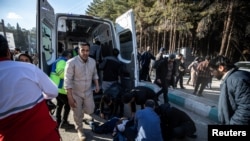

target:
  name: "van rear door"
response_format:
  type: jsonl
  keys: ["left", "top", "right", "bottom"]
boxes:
{"left": 115, "top": 9, "right": 160, "bottom": 93}
{"left": 37, "top": 0, "right": 56, "bottom": 75}
{"left": 115, "top": 9, "right": 138, "bottom": 90}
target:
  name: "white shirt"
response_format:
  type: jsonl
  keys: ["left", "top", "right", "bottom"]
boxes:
{"left": 0, "top": 61, "right": 58, "bottom": 119}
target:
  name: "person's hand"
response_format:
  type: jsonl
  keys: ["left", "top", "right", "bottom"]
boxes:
{"left": 100, "top": 113, "right": 104, "bottom": 118}
{"left": 95, "top": 85, "right": 100, "bottom": 93}
{"left": 131, "top": 112, "right": 135, "bottom": 118}
{"left": 157, "top": 79, "right": 161, "bottom": 84}
{"left": 68, "top": 96, "right": 76, "bottom": 108}
{"left": 112, "top": 131, "right": 117, "bottom": 137}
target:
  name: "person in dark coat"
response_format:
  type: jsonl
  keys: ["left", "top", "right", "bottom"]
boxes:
{"left": 155, "top": 103, "right": 197, "bottom": 140}
{"left": 99, "top": 82, "right": 124, "bottom": 119}
{"left": 175, "top": 53, "right": 186, "bottom": 89}
{"left": 209, "top": 56, "right": 250, "bottom": 125}
{"left": 155, "top": 54, "right": 176, "bottom": 103}
{"left": 122, "top": 86, "right": 158, "bottom": 117}
{"left": 139, "top": 46, "right": 155, "bottom": 81}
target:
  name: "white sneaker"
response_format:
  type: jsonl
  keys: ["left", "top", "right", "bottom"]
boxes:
{"left": 77, "top": 129, "right": 86, "bottom": 141}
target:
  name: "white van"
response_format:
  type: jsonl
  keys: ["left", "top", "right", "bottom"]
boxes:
{"left": 37, "top": 0, "right": 160, "bottom": 93}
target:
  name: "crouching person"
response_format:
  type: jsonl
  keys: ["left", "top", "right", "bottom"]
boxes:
{"left": 155, "top": 103, "right": 197, "bottom": 140}
{"left": 99, "top": 82, "right": 124, "bottom": 120}
{"left": 122, "top": 86, "right": 159, "bottom": 118}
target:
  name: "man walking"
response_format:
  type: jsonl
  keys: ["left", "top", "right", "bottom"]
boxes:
{"left": 193, "top": 55, "right": 212, "bottom": 96}
{"left": 50, "top": 50, "right": 74, "bottom": 130}
{"left": 64, "top": 41, "right": 100, "bottom": 141}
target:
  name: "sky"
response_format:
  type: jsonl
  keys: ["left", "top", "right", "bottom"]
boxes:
{"left": 0, "top": 0, "right": 93, "bottom": 30}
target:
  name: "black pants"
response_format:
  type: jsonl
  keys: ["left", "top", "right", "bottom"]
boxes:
{"left": 156, "top": 79, "right": 170, "bottom": 103}
{"left": 139, "top": 67, "right": 151, "bottom": 82}
{"left": 175, "top": 72, "right": 185, "bottom": 88}
{"left": 194, "top": 77, "right": 210, "bottom": 95}
{"left": 56, "top": 94, "right": 70, "bottom": 124}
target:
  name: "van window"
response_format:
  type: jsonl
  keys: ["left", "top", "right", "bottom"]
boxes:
{"left": 119, "top": 31, "right": 133, "bottom": 60}
{"left": 42, "top": 23, "right": 53, "bottom": 62}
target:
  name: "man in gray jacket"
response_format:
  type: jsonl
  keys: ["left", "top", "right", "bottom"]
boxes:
{"left": 209, "top": 56, "right": 250, "bottom": 125}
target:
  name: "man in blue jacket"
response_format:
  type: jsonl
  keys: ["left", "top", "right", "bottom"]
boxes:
{"left": 209, "top": 56, "right": 250, "bottom": 125}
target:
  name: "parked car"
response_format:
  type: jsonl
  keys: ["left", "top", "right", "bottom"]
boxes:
{"left": 234, "top": 61, "right": 250, "bottom": 72}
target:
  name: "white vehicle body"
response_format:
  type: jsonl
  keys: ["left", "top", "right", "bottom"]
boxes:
{"left": 36, "top": 0, "right": 160, "bottom": 92}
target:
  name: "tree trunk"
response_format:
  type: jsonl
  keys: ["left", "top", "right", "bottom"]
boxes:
{"left": 219, "top": 0, "right": 234, "bottom": 55}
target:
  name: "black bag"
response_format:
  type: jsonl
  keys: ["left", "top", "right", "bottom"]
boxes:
{"left": 46, "top": 100, "right": 56, "bottom": 114}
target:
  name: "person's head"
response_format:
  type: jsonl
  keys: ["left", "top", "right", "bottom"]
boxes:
{"left": 177, "top": 53, "right": 183, "bottom": 59}
{"left": 146, "top": 46, "right": 151, "bottom": 52}
{"left": 61, "top": 50, "right": 72, "bottom": 60}
{"left": 101, "top": 95, "right": 112, "bottom": 105}
{"left": 95, "top": 40, "right": 101, "bottom": 46}
{"left": 78, "top": 41, "right": 90, "bottom": 61}
{"left": 58, "top": 42, "right": 64, "bottom": 54}
{"left": 208, "top": 55, "right": 236, "bottom": 80}
{"left": 198, "top": 57, "right": 203, "bottom": 62}
{"left": 159, "top": 47, "right": 165, "bottom": 53}
{"left": 14, "top": 47, "right": 21, "bottom": 55}
{"left": 169, "top": 54, "right": 176, "bottom": 62}
{"left": 205, "top": 55, "right": 211, "bottom": 61}
{"left": 194, "top": 57, "right": 199, "bottom": 62}
{"left": 155, "top": 103, "right": 171, "bottom": 116}
{"left": 0, "top": 35, "right": 11, "bottom": 59}
{"left": 144, "top": 99, "right": 155, "bottom": 109}
{"left": 17, "top": 53, "right": 33, "bottom": 63}
{"left": 113, "top": 48, "right": 119, "bottom": 57}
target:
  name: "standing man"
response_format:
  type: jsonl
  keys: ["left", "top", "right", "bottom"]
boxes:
{"left": 0, "top": 35, "right": 60, "bottom": 141}
{"left": 64, "top": 41, "right": 100, "bottom": 141}
{"left": 155, "top": 54, "right": 176, "bottom": 103}
{"left": 193, "top": 55, "right": 212, "bottom": 96}
{"left": 139, "top": 46, "right": 155, "bottom": 81}
{"left": 99, "top": 48, "right": 122, "bottom": 92}
{"left": 50, "top": 50, "right": 74, "bottom": 130}
{"left": 89, "top": 39, "right": 102, "bottom": 65}
{"left": 175, "top": 53, "right": 186, "bottom": 89}
{"left": 134, "top": 99, "right": 163, "bottom": 141}
{"left": 209, "top": 56, "right": 250, "bottom": 125}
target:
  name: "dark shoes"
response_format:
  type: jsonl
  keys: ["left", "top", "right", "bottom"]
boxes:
{"left": 193, "top": 92, "right": 203, "bottom": 96}
{"left": 60, "top": 121, "right": 75, "bottom": 130}
{"left": 180, "top": 86, "right": 185, "bottom": 89}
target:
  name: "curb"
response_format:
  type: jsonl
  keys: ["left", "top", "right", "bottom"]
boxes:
{"left": 138, "top": 81, "right": 220, "bottom": 123}
{"left": 168, "top": 90, "right": 219, "bottom": 123}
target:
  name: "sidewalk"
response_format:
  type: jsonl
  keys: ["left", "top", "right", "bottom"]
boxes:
{"left": 168, "top": 75, "right": 220, "bottom": 123}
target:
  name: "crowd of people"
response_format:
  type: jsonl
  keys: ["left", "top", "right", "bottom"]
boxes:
{"left": 1, "top": 33, "right": 249, "bottom": 141}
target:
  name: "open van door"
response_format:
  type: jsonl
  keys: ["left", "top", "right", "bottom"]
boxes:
{"left": 115, "top": 9, "right": 161, "bottom": 93}
{"left": 115, "top": 9, "right": 138, "bottom": 90}
{"left": 37, "top": 0, "right": 56, "bottom": 75}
